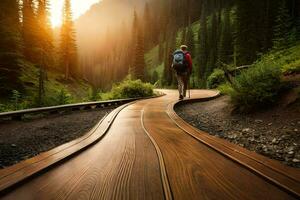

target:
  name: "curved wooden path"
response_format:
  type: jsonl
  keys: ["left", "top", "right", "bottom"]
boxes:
{"left": 0, "top": 90, "right": 299, "bottom": 200}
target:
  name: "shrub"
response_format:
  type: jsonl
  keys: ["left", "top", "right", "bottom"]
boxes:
{"left": 10, "top": 90, "right": 22, "bottom": 110}
{"left": 110, "top": 79, "right": 154, "bottom": 99}
{"left": 282, "top": 60, "right": 300, "bottom": 75}
{"left": 0, "top": 104, "right": 9, "bottom": 112}
{"left": 57, "top": 89, "right": 72, "bottom": 105}
{"left": 226, "top": 60, "right": 282, "bottom": 111}
{"left": 218, "top": 83, "right": 234, "bottom": 95}
{"left": 88, "top": 87, "right": 102, "bottom": 101}
{"left": 207, "top": 69, "right": 226, "bottom": 89}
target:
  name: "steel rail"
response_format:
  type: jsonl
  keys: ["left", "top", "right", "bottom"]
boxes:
{"left": 0, "top": 97, "right": 146, "bottom": 120}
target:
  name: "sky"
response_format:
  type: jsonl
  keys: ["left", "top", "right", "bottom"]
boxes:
{"left": 50, "top": 0, "right": 101, "bottom": 27}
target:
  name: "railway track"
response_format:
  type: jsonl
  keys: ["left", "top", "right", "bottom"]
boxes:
{"left": 0, "top": 90, "right": 299, "bottom": 200}
{"left": 0, "top": 97, "right": 146, "bottom": 121}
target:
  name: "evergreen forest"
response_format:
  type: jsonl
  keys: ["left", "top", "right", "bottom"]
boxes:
{"left": 0, "top": 0, "right": 299, "bottom": 111}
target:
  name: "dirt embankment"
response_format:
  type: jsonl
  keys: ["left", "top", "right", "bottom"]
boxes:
{"left": 0, "top": 108, "right": 113, "bottom": 168}
{"left": 175, "top": 96, "right": 300, "bottom": 168}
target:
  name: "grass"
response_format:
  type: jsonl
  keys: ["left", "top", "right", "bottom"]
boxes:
{"left": 264, "top": 43, "right": 300, "bottom": 75}
{"left": 0, "top": 63, "right": 93, "bottom": 112}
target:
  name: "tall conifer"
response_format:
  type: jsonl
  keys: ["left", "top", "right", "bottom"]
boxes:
{"left": 133, "top": 25, "right": 146, "bottom": 81}
{"left": 22, "top": 0, "right": 39, "bottom": 63}
{"left": 186, "top": 26, "right": 195, "bottom": 56}
{"left": 0, "top": 0, "right": 23, "bottom": 94}
{"left": 273, "top": 0, "right": 292, "bottom": 49}
{"left": 198, "top": 5, "right": 208, "bottom": 81}
{"left": 60, "top": 0, "right": 78, "bottom": 80}
{"left": 207, "top": 12, "right": 218, "bottom": 74}
{"left": 37, "top": 0, "right": 53, "bottom": 66}
{"left": 218, "top": 7, "right": 233, "bottom": 65}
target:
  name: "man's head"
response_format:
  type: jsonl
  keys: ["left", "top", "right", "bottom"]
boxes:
{"left": 180, "top": 45, "right": 188, "bottom": 52}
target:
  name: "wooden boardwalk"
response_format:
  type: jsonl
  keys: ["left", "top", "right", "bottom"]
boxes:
{"left": 0, "top": 90, "right": 299, "bottom": 200}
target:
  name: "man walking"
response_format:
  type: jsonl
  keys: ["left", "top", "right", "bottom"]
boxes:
{"left": 172, "top": 45, "right": 193, "bottom": 100}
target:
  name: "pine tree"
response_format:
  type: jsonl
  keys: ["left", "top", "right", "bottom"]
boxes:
{"left": 218, "top": 7, "right": 233, "bottom": 65}
{"left": 207, "top": 11, "right": 218, "bottom": 74}
{"left": 162, "top": 23, "right": 177, "bottom": 87}
{"left": 198, "top": 5, "right": 208, "bottom": 82}
{"left": 235, "top": 0, "right": 265, "bottom": 65}
{"left": 37, "top": 0, "right": 53, "bottom": 67}
{"left": 0, "top": 0, "right": 24, "bottom": 94}
{"left": 186, "top": 25, "right": 195, "bottom": 56}
{"left": 162, "top": 39, "right": 169, "bottom": 87}
{"left": 260, "top": 0, "right": 273, "bottom": 51}
{"left": 60, "top": 0, "right": 78, "bottom": 80}
{"left": 35, "top": 0, "right": 53, "bottom": 105}
{"left": 181, "top": 27, "right": 187, "bottom": 45}
{"left": 143, "top": 3, "right": 152, "bottom": 50}
{"left": 295, "top": 0, "right": 300, "bottom": 40}
{"left": 273, "top": 0, "right": 293, "bottom": 49}
{"left": 148, "top": 3, "right": 160, "bottom": 45}
{"left": 22, "top": 0, "right": 39, "bottom": 63}
{"left": 133, "top": 25, "right": 146, "bottom": 81}
{"left": 129, "top": 10, "right": 139, "bottom": 76}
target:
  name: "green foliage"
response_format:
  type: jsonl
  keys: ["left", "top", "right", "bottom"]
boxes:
{"left": 282, "top": 60, "right": 300, "bottom": 75}
{"left": 218, "top": 7, "right": 233, "bottom": 65}
{"left": 57, "top": 89, "right": 72, "bottom": 105}
{"left": 207, "top": 69, "right": 226, "bottom": 89}
{"left": 198, "top": 7, "right": 208, "bottom": 81}
{"left": 0, "top": 104, "right": 8, "bottom": 112}
{"left": 88, "top": 87, "right": 102, "bottom": 101}
{"left": 207, "top": 12, "right": 218, "bottom": 73}
{"left": 266, "top": 43, "right": 300, "bottom": 75}
{"left": 151, "top": 70, "right": 159, "bottom": 84}
{"left": 273, "top": 0, "right": 293, "bottom": 50}
{"left": 217, "top": 83, "right": 234, "bottom": 95}
{"left": 186, "top": 25, "right": 195, "bottom": 55}
{"left": 0, "top": 90, "right": 29, "bottom": 111}
{"left": 101, "top": 79, "right": 154, "bottom": 100}
{"left": 0, "top": 0, "right": 24, "bottom": 95}
{"left": 130, "top": 11, "right": 146, "bottom": 81}
{"left": 111, "top": 79, "right": 153, "bottom": 99}
{"left": 225, "top": 60, "right": 282, "bottom": 111}
{"left": 10, "top": 90, "right": 22, "bottom": 110}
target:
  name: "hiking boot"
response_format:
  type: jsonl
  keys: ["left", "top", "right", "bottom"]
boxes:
{"left": 179, "top": 95, "right": 183, "bottom": 100}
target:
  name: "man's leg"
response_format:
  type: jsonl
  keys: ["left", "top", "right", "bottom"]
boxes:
{"left": 177, "top": 75, "right": 184, "bottom": 99}
{"left": 183, "top": 74, "right": 188, "bottom": 97}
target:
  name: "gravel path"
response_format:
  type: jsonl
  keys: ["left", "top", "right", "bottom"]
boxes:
{"left": 175, "top": 96, "right": 300, "bottom": 168}
{"left": 0, "top": 108, "right": 113, "bottom": 169}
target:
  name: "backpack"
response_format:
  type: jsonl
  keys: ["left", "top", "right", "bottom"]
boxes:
{"left": 172, "top": 50, "right": 188, "bottom": 74}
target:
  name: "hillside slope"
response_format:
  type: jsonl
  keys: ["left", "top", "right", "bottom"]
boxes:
{"left": 0, "top": 63, "right": 92, "bottom": 112}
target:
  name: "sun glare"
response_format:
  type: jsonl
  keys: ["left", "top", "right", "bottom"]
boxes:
{"left": 50, "top": 0, "right": 100, "bottom": 28}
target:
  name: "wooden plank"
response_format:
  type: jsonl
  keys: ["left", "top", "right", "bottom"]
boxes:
{"left": 1, "top": 90, "right": 298, "bottom": 200}
{"left": 167, "top": 95, "right": 300, "bottom": 197}
{"left": 142, "top": 90, "right": 298, "bottom": 199}
{"left": 1, "top": 100, "right": 164, "bottom": 200}
{"left": 0, "top": 103, "right": 130, "bottom": 192}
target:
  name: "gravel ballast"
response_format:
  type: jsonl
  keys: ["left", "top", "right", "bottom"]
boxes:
{"left": 175, "top": 96, "right": 300, "bottom": 168}
{"left": 0, "top": 108, "right": 113, "bottom": 169}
